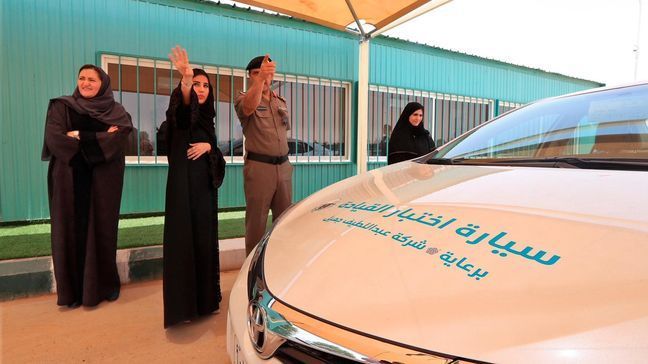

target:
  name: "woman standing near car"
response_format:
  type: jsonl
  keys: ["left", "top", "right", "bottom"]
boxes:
{"left": 388, "top": 102, "right": 436, "bottom": 165}
{"left": 163, "top": 46, "right": 226, "bottom": 328}
{"left": 42, "top": 64, "right": 132, "bottom": 308}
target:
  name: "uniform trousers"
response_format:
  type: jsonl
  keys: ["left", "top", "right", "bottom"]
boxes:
{"left": 243, "top": 159, "right": 293, "bottom": 254}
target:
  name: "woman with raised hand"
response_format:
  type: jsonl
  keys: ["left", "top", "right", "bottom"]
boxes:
{"left": 163, "top": 46, "right": 226, "bottom": 328}
{"left": 42, "top": 64, "right": 132, "bottom": 308}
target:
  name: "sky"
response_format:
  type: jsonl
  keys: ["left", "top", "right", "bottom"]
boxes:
{"left": 219, "top": 0, "right": 647, "bottom": 85}
{"left": 384, "top": 0, "right": 647, "bottom": 85}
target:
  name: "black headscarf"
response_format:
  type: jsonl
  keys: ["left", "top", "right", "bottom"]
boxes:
{"left": 388, "top": 102, "right": 435, "bottom": 165}
{"left": 55, "top": 65, "right": 131, "bottom": 128}
{"left": 165, "top": 68, "right": 225, "bottom": 189}
{"left": 190, "top": 68, "right": 216, "bottom": 125}
{"left": 166, "top": 68, "right": 216, "bottom": 142}
{"left": 42, "top": 65, "right": 132, "bottom": 160}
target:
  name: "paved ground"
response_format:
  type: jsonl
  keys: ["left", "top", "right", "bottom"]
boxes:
{"left": 1, "top": 270, "right": 240, "bottom": 363}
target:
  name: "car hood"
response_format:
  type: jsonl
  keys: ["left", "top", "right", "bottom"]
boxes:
{"left": 262, "top": 162, "right": 648, "bottom": 362}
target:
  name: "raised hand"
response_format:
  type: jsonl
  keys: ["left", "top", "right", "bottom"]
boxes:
{"left": 169, "top": 45, "right": 193, "bottom": 79}
{"left": 107, "top": 126, "right": 119, "bottom": 133}
{"left": 259, "top": 54, "right": 276, "bottom": 86}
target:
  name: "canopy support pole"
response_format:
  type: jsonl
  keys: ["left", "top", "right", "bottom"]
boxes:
{"left": 356, "top": 38, "right": 370, "bottom": 175}
{"left": 344, "top": 0, "right": 367, "bottom": 39}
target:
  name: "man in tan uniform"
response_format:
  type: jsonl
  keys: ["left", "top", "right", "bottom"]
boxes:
{"left": 235, "top": 55, "right": 292, "bottom": 254}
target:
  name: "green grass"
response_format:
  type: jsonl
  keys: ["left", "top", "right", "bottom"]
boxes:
{"left": 0, "top": 215, "right": 270, "bottom": 261}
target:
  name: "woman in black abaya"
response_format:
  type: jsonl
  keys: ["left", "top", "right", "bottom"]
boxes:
{"left": 388, "top": 102, "right": 436, "bottom": 165}
{"left": 163, "top": 46, "right": 226, "bottom": 328}
{"left": 42, "top": 65, "right": 132, "bottom": 308}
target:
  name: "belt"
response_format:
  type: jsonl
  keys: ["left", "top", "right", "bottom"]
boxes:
{"left": 246, "top": 151, "right": 289, "bottom": 165}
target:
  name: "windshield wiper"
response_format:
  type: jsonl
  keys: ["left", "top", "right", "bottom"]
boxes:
{"left": 425, "top": 158, "right": 460, "bottom": 165}
{"left": 485, "top": 157, "right": 648, "bottom": 170}
{"left": 426, "top": 157, "right": 648, "bottom": 171}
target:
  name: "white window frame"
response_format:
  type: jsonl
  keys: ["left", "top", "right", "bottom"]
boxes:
{"left": 366, "top": 85, "right": 495, "bottom": 162}
{"left": 102, "top": 55, "right": 171, "bottom": 164}
{"left": 102, "top": 54, "right": 351, "bottom": 165}
{"left": 498, "top": 100, "right": 524, "bottom": 116}
{"left": 268, "top": 73, "right": 352, "bottom": 163}
{"left": 102, "top": 54, "right": 247, "bottom": 165}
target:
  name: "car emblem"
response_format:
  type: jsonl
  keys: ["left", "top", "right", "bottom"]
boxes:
{"left": 311, "top": 202, "right": 336, "bottom": 212}
{"left": 247, "top": 301, "right": 266, "bottom": 352}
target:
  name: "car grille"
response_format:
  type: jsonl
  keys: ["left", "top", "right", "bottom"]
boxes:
{"left": 274, "top": 340, "right": 361, "bottom": 364}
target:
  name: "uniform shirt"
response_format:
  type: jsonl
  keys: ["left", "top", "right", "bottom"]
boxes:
{"left": 234, "top": 91, "right": 290, "bottom": 157}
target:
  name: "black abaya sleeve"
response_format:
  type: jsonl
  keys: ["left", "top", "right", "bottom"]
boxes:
{"left": 79, "top": 131, "right": 106, "bottom": 165}
{"left": 76, "top": 117, "right": 132, "bottom": 165}
{"left": 43, "top": 100, "right": 132, "bottom": 165}
{"left": 94, "top": 125, "right": 133, "bottom": 163}
{"left": 43, "top": 101, "right": 79, "bottom": 164}
{"left": 166, "top": 85, "right": 191, "bottom": 131}
{"left": 428, "top": 134, "right": 436, "bottom": 152}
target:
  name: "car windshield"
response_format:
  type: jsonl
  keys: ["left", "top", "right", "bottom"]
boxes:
{"left": 429, "top": 84, "right": 648, "bottom": 165}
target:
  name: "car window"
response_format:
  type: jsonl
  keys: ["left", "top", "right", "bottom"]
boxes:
{"left": 300, "top": 142, "right": 313, "bottom": 153}
{"left": 288, "top": 141, "right": 313, "bottom": 155}
{"left": 233, "top": 143, "right": 243, "bottom": 155}
{"left": 434, "top": 84, "right": 648, "bottom": 160}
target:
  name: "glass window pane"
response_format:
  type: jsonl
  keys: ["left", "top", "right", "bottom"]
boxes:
{"left": 105, "top": 55, "right": 348, "bottom": 163}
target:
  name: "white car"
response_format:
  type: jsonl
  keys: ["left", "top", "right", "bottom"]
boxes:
{"left": 227, "top": 82, "right": 648, "bottom": 363}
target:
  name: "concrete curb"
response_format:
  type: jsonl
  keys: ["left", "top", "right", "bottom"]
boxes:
{"left": 0, "top": 237, "right": 246, "bottom": 301}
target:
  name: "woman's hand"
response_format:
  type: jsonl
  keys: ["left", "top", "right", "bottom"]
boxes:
{"left": 187, "top": 142, "right": 211, "bottom": 160}
{"left": 66, "top": 130, "right": 80, "bottom": 140}
{"left": 107, "top": 126, "right": 119, "bottom": 133}
{"left": 169, "top": 45, "right": 194, "bottom": 80}
{"left": 170, "top": 45, "right": 194, "bottom": 105}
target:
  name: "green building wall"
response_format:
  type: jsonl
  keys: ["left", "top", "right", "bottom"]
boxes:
{"left": 0, "top": 0, "right": 602, "bottom": 222}
{"left": 370, "top": 37, "right": 600, "bottom": 103}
